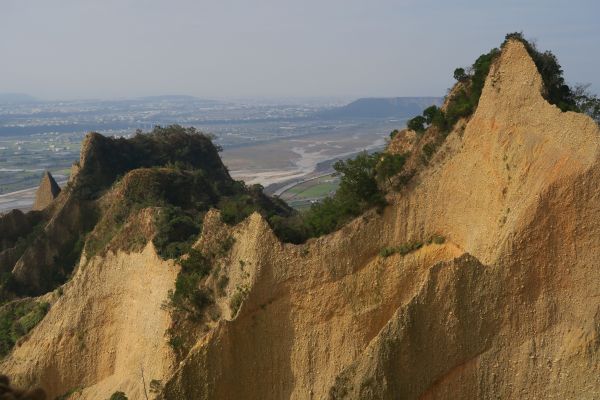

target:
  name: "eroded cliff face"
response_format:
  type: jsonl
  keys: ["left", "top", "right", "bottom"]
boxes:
{"left": 162, "top": 39, "right": 600, "bottom": 399}
{"left": 2, "top": 39, "right": 599, "bottom": 399}
{"left": 2, "top": 238, "right": 178, "bottom": 399}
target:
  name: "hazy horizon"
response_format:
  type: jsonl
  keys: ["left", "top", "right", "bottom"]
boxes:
{"left": 1, "top": 0, "right": 598, "bottom": 100}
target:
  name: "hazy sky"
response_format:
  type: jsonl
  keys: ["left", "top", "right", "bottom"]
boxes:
{"left": 1, "top": 0, "right": 598, "bottom": 100}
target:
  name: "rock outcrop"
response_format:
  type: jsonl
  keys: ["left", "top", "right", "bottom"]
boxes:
{"left": 1, "top": 39, "right": 600, "bottom": 400}
{"left": 32, "top": 171, "right": 61, "bottom": 211}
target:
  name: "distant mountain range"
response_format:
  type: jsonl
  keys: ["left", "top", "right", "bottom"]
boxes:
{"left": 0, "top": 93, "right": 38, "bottom": 104}
{"left": 315, "top": 97, "right": 443, "bottom": 119}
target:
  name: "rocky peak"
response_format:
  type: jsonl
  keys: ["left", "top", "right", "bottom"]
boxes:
{"left": 32, "top": 171, "right": 61, "bottom": 211}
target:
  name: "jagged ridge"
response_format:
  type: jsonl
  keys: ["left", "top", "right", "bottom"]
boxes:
{"left": 1, "top": 38, "right": 600, "bottom": 400}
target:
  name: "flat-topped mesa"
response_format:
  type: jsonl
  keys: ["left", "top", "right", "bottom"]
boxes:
{"left": 32, "top": 171, "right": 61, "bottom": 211}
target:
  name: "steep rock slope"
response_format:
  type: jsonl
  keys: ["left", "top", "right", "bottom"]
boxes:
{"left": 0, "top": 127, "right": 295, "bottom": 398}
{"left": 1, "top": 39, "right": 599, "bottom": 400}
{"left": 32, "top": 171, "right": 61, "bottom": 211}
{"left": 3, "top": 241, "right": 178, "bottom": 399}
{"left": 162, "top": 39, "right": 600, "bottom": 399}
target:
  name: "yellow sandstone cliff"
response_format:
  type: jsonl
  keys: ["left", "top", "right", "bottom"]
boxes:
{"left": 2, "top": 39, "right": 600, "bottom": 399}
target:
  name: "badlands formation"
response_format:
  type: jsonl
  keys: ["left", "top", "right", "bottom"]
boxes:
{"left": 1, "top": 39, "right": 599, "bottom": 399}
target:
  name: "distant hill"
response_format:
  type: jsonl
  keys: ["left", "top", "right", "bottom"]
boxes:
{"left": 0, "top": 93, "right": 37, "bottom": 104}
{"left": 315, "top": 97, "right": 443, "bottom": 119}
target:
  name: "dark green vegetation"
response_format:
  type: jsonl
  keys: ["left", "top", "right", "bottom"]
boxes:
{"left": 56, "top": 387, "right": 83, "bottom": 400}
{"left": 377, "top": 153, "right": 408, "bottom": 185}
{"left": 505, "top": 33, "right": 600, "bottom": 122}
{"left": 573, "top": 84, "right": 600, "bottom": 123}
{"left": 229, "top": 289, "right": 246, "bottom": 317}
{"left": 406, "top": 32, "right": 600, "bottom": 138}
{"left": 407, "top": 116, "right": 427, "bottom": 133}
{"left": 80, "top": 126, "right": 293, "bottom": 260}
{"left": 165, "top": 237, "right": 240, "bottom": 356}
{"left": 82, "top": 126, "right": 408, "bottom": 250}
{"left": 0, "top": 300, "right": 49, "bottom": 358}
{"left": 108, "top": 391, "right": 128, "bottom": 400}
{"left": 167, "top": 249, "right": 214, "bottom": 319}
{"left": 0, "top": 125, "right": 297, "bottom": 352}
{"left": 271, "top": 151, "right": 408, "bottom": 241}
{"left": 379, "top": 241, "right": 423, "bottom": 258}
{"left": 379, "top": 235, "right": 445, "bottom": 258}
{"left": 0, "top": 210, "right": 46, "bottom": 302}
{"left": 407, "top": 46, "right": 500, "bottom": 135}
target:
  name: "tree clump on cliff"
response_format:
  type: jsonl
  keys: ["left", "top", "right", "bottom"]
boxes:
{"left": 504, "top": 32, "right": 600, "bottom": 122}
{"left": 407, "top": 46, "right": 501, "bottom": 135}
{"left": 270, "top": 151, "right": 407, "bottom": 242}
{"left": 406, "top": 32, "right": 600, "bottom": 137}
{"left": 81, "top": 125, "right": 294, "bottom": 259}
{"left": 0, "top": 300, "right": 49, "bottom": 358}
{"left": 394, "top": 32, "right": 600, "bottom": 200}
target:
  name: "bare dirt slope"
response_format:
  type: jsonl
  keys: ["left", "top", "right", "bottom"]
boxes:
{"left": 1, "top": 241, "right": 178, "bottom": 400}
{"left": 1, "top": 40, "right": 599, "bottom": 400}
{"left": 162, "top": 39, "right": 600, "bottom": 399}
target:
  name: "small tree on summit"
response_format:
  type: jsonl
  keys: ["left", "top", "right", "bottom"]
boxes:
{"left": 453, "top": 67, "right": 468, "bottom": 82}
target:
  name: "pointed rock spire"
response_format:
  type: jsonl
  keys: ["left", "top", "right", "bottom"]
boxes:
{"left": 32, "top": 171, "right": 61, "bottom": 211}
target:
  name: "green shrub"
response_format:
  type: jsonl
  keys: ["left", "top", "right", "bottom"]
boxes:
{"left": 422, "top": 142, "right": 437, "bottom": 162}
{"left": 431, "top": 234, "right": 446, "bottom": 245}
{"left": 229, "top": 290, "right": 246, "bottom": 317}
{"left": 297, "top": 152, "right": 386, "bottom": 238}
{"left": 504, "top": 32, "right": 576, "bottom": 111}
{"left": 56, "top": 387, "right": 83, "bottom": 400}
{"left": 573, "top": 83, "right": 600, "bottom": 123}
{"left": 267, "top": 151, "right": 396, "bottom": 242}
{"left": 389, "top": 129, "right": 400, "bottom": 139}
{"left": 268, "top": 214, "right": 312, "bottom": 244}
{"left": 179, "top": 249, "right": 211, "bottom": 277}
{"left": 167, "top": 249, "right": 214, "bottom": 318}
{"left": 405, "top": 44, "right": 502, "bottom": 137}
{"left": 379, "top": 247, "right": 396, "bottom": 258}
{"left": 334, "top": 153, "right": 384, "bottom": 206}
{"left": 453, "top": 67, "right": 468, "bottom": 82}
{"left": 397, "top": 241, "right": 423, "bottom": 256}
{"left": 407, "top": 116, "right": 426, "bottom": 133}
{"left": 153, "top": 206, "right": 202, "bottom": 259}
{"left": 422, "top": 105, "right": 448, "bottom": 131}
{"left": 302, "top": 197, "right": 351, "bottom": 237}
{"left": 376, "top": 153, "right": 407, "bottom": 184}
{"left": 168, "top": 334, "right": 184, "bottom": 350}
{"left": 0, "top": 300, "right": 50, "bottom": 358}
{"left": 109, "top": 391, "right": 128, "bottom": 400}
{"left": 379, "top": 241, "right": 425, "bottom": 258}
{"left": 219, "top": 195, "right": 257, "bottom": 225}
{"left": 217, "top": 236, "right": 235, "bottom": 257}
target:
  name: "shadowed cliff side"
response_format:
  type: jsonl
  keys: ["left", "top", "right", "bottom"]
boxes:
{"left": 32, "top": 171, "right": 61, "bottom": 212}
